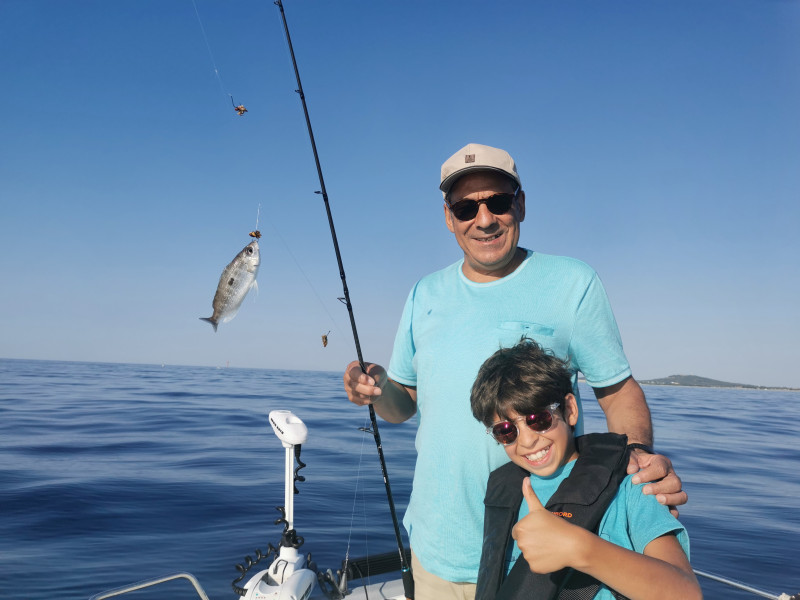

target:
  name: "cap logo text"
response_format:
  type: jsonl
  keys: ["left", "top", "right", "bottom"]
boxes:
{"left": 465, "top": 154, "right": 475, "bottom": 163}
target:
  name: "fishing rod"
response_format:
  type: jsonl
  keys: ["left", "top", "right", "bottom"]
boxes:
{"left": 273, "top": 1, "right": 413, "bottom": 598}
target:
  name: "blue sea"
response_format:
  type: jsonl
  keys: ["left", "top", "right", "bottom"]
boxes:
{"left": 1, "top": 359, "right": 798, "bottom": 600}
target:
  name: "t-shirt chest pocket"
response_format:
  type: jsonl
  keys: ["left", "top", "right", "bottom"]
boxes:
{"left": 496, "top": 321, "right": 559, "bottom": 352}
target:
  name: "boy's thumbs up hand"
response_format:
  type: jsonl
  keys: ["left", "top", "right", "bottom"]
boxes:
{"left": 522, "top": 476, "right": 546, "bottom": 511}
{"left": 512, "top": 478, "right": 583, "bottom": 574}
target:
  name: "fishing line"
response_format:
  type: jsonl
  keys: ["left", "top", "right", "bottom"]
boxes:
{"left": 249, "top": 201, "right": 346, "bottom": 341}
{"left": 273, "top": 228, "right": 348, "bottom": 341}
{"left": 342, "top": 412, "right": 373, "bottom": 591}
{"left": 273, "top": 2, "right": 413, "bottom": 597}
{"left": 251, "top": 203, "right": 346, "bottom": 337}
{"left": 191, "top": 0, "right": 244, "bottom": 112}
{"left": 191, "top": 0, "right": 228, "bottom": 98}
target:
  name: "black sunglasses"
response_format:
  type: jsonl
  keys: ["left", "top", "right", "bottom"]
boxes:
{"left": 446, "top": 190, "right": 518, "bottom": 222}
{"left": 486, "top": 403, "right": 560, "bottom": 446}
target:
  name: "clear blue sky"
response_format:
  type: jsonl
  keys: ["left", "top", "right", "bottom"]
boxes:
{"left": 1, "top": 0, "right": 798, "bottom": 388}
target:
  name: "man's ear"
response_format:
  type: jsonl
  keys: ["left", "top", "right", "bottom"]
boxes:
{"left": 516, "top": 190, "right": 526, "bottom": 223}
{"left": 444, "top": 202, "right": 456, "bottom": 233}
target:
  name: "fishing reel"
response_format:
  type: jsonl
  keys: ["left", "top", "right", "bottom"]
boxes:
{"left": 233, "top": 410, "right": 317, "bottom": 600}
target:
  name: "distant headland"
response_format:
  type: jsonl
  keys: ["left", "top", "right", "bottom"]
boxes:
{"left": 638, "top": 374, "right": 798, "bottom": 391}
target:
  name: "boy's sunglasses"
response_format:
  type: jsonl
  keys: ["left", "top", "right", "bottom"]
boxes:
{"left": 446, "top": 190, "right": 518, "bottom": 222}
{"left": 486, "top": 403, "right": 560, "bottom": 446}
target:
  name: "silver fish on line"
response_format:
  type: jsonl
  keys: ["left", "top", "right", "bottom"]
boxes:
{"left": 200, "top": 240, "right": 260, "bottom": 332}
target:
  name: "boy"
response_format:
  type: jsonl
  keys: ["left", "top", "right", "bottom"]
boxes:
{"left": 470, "top": 339, "right": 700, "bottom": 600}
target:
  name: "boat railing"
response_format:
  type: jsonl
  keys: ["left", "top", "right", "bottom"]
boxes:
{"left": 693, "top": 569, "right": 798, "bottom": 600}
{"left": 86, "top": 564, "right": 799, "bottom": 600}
{"left": 88, "top": 572, "right": 211, "bottom": 600}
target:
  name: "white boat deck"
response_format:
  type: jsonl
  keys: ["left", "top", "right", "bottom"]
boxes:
{"left": 312, "top": 578, "right": 405, "bottom": 600}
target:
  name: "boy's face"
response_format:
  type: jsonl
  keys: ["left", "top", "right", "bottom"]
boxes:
{"left": 496, "top": 394, "right": 579, "bottom": 478}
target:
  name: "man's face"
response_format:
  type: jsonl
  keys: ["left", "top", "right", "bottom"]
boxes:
{"left": 444, "top": 171, "right": 526, "bottom": 282}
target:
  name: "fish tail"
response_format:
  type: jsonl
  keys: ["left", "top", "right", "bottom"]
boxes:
{"left": 199, "top": 317, "right": 218, "bottom": 332}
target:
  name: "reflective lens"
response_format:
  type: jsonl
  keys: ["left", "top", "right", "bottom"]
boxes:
{"left": 490, "top": 421, "right": 522, "bottom": 446}
{"left": 488, "top": 404, "right": 558, "bottom": 445}
{"left": 447, "top": 192, "right": 515, "bottom": 222}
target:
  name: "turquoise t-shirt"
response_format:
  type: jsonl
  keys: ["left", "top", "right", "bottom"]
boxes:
{"left": 508, "top": 462, "right": 690, "bottom": 600}
{"left": 387, "top": 250, "right": 632, "bottom": 582}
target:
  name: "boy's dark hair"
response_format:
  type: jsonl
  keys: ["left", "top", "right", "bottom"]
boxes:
{"left": 470, "top": 337, "right": 573, "bottom": 426}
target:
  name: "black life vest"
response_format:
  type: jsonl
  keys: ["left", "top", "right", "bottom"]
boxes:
{"left": 476, "top": 432, "right": 630, "bottom": 600}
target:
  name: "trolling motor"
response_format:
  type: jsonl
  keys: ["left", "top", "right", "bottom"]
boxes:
{"left": 234, "top": 410, "right": 317, "bottom": 600}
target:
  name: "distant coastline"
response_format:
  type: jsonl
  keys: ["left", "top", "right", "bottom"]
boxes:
{"left": 637, "top": 374, "right": 799, "bottom": 392}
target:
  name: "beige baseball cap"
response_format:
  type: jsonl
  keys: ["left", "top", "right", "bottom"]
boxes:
{"left": 439, "top": 143, "right": 521, "bottom": 197}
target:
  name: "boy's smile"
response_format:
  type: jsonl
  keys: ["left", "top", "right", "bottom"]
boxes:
{"left": 524, "top": 444, "right": 553, "bottom": 467}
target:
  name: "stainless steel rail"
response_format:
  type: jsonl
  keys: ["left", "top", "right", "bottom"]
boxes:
{"left": 88, "top": 572, "right": 211, "bottom": 600}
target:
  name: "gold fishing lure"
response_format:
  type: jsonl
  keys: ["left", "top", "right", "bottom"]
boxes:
{"left": 322, "top": 331, "right": 330, "bottom": 348}
{"left": 249, "top": 230, "right": 261, "bottom": 239}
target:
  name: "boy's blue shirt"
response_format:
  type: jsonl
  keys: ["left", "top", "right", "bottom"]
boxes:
{"left": 508, "top": 461, "right": 690, "bottom": 600}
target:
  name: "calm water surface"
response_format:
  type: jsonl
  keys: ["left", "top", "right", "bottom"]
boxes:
{"left": 0, "top": 359, "right": 797, "bottom": 599}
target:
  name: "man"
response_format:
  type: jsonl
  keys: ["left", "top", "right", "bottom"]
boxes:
{"left": 344, "top": 143, "right": 686, "bottom": 600}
